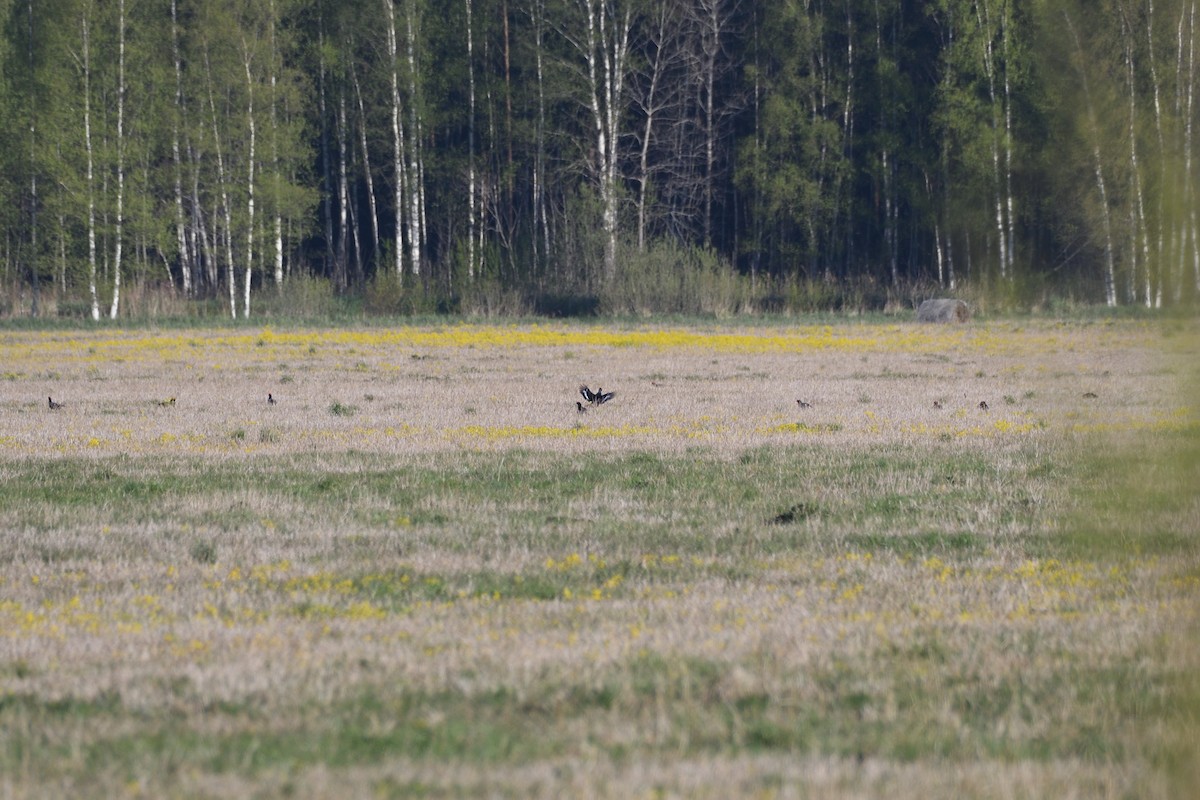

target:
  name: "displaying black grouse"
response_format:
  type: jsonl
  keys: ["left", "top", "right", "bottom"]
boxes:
{"left": 579, "top": 385, "right": 615, "bottom": 405}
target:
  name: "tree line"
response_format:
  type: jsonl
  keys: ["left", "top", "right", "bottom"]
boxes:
{"left": 1, "top": 0, "right": 1197, "bottom": 318}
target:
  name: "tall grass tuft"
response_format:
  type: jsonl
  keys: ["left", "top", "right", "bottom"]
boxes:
{"left": 601, "top": 241, "right": 752, "bottom": 317}
{"left": 329, "top": 401, "right": 357, "bottom": 417}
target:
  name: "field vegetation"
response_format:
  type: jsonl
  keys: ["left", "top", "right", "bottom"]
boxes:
{"left": 0, "top": 317, "right": 1197, "bottom": 798}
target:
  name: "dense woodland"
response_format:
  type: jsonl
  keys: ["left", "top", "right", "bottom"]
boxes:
{"left": 0, "top": 0, "right": 1197, "bottom": 318}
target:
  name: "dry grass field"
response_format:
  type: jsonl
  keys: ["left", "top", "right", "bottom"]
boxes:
{"left": 0, "top": 317, "right": 1197, "bottom": 798}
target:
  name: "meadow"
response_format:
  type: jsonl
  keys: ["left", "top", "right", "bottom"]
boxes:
{"left": 0, "top": 317, "right": 1197, "bottom": 798}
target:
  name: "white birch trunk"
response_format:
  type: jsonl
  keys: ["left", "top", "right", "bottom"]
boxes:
{"left": 1174, "top": 2, "right": 1190, "bottom": 301}
{"left": 351, "top": 64, "right": 380, "bottom": 265}
{"left": 1125, "top": 18, "right": 1152, "bottom": 306}
{"left": 1001, "top": 0, "right": 1015, "bottom": 276}
{"left": 243, "top": 49, "right": 256, "bottom": 318}
{"left": 269, "top": 0, "right": 283, "bottom": 291}
{"left": 700, "top": 0, "right": 721, "bottom": 249}
{"left": 1183, "top": 2, "right": 1198, "bottom": 294}
{"left": 934, "top": 219, "right": 945, "bottom": 287}
{"left": 81, "top": 11, "right": 99, "bottom": 321}
{"left": 337, "top": 93, "right": 350, "bottom": 287}
{"left": 1147, "top": 0, "right": 1167, "bottom": 306}
{"left": 577, "top": 0, "right": 630, "bottom": 282}
{"left": 275, "top": 209, "right": 284, "bottom": 289}
{"left": 530, "top": 0, "right": 549, "bottom": 274}
{"left": 204, "top": 51, "right": 236, "bottom": 319}
{"left": 192, "top": 159, "right": 213, "bottom": 288}
{"left": 635, "top": 2, "right": 680, "bottom": 254}
{"left": 384, "top": 0, "right": 405, "bottom": 281}
{"left": 1095, "top": 147, "right": 1118, "bottom": 307}
{"left": 884, "top": 150, "right": 897, "bottom": 283}
{"left": 584, "top": 0, "right": 608, "bottom": 278}
{"left": 977, "top": 0, "right": 1008, "bottom": 281}
{"left": 25, "top": 0, "right": 39, "bottom": 317}
{"left": 171, "top": 0, "right": 190, "bottom": 297}
{"left": 405, "top": 0, "right": 422, "bottom": 278}
{"left": 108, "top": 0, "right": 126, "bottom": 320}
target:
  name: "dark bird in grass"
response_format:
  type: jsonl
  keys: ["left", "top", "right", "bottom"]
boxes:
{"left": 770, "top": 502, "right": 818, "bottom": 525}
{"left": 576, "top": 401, "right": 587, "bottom": 414}
{"left": 978, "top": 400, "right": 989, "bottom": 410}
{"left": 579, "top": 385, "right": 615, "bottom": 405}
{"left": 47, "top": 396, "right": 64, "bottom": 410}
{"left": 267, "top": 393, "right": 277, "bottom": 405}
{"left": 933, "top": 400, "right": 944, "bottom": 409}
{"left": 1083, "top": 391, "right": 1098, "bottom": 399}
{"left": 156, "top": 397, "right": 176, "bottom": 407}
{"left": 796, "top": 399, "right": 812, "bottom": 409}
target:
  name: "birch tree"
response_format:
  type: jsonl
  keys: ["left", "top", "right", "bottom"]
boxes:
{"left": 384, "top": 0, "right": 407, "bottom": 280}
{"left": 406, "top": 0, "right": 426, "bottom": 279}
{"left": 241, "top": 38, "right": 257, "bottom": 316}
{"left": 629, "top": 0, "right": 684, "bottom": 251}
{"left": 169, "top": 0, "right": 192, "bottom": 296}
{"left": 107, "top": 0, "right": 126, "bottom": 319}
{"left": 562, "top": 0, "right": 634, "bottom": 282}
{"left": 687, "top": 0, "right": 740, "bottom": 250}
{"left": 1179, "top": 0, "right": 1198, "bottom": 297}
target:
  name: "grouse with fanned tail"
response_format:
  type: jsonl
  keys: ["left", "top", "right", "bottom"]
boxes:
{"left": 579, "top": 385, "right": 615, "bottom": 405}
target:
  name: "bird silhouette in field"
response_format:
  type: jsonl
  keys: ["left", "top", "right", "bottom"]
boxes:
{"left": 267, "top": 393, "right": 277, "bottom": 405}
{"left": 576, "top": 401, "right": 587, "bottom": 414}
{"left": 796, "top": 399, "right": 812, "bottom": 409}
{"left": 933, "top": 400, "right": 944, "bottom": 409}
{"left": 48, "top": 396, "right": 64, "bottom": 410}
{"left": 978, "top": 400, "right": 989, "bottom": 411}
{"left": 579, "top": 385, "right": 615, "bottom": 406}
{"left": 156, "top": 397, "right": 176, "bottom": 407}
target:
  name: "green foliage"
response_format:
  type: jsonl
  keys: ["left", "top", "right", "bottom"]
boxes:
{"left": 188, "top": 540, "right": 218, "bottom": 565}
{"left": 0, "top": 417, "right": 1195, "bottom": 794}
{"left": 365, "top": 270, "right": 453, "bottom": 316}
{"left": 256, "top": 275, "right": 340, "bottom": 319}
{"left": 601, "top": 240, "right": 750, "bottom": 317}
{"left": 328, "top": 401, "right": 357, "bottom": 417}
{"left": 0, "top": 0, "right": 1195, "bottom": 319}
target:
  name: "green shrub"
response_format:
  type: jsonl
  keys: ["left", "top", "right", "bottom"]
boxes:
{"left": 364, "top": 271, "right": 447, "bottom": 315}
{"left": 257, "top": 275, "right": 340, "bottom": 318}
{"left": 189, "top": 540, "right": 217, "bottom": 565}
{"left": 602, "top": 240, "right": 750, "bottom": 316}
{"left": 329, "top": 402, "right": 357, "bottom": 417}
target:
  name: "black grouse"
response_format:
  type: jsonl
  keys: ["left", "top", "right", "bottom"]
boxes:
{"left": 579, "top": 385, "right": 615, "bottom": 405}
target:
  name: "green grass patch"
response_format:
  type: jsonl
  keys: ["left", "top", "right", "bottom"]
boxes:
{"left": 0, "top": 416, "right": 1195, "bottom": 796}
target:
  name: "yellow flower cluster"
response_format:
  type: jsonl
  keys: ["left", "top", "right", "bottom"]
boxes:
{"left": 5, "top": 319, "right": 1157, "bottom": 367}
